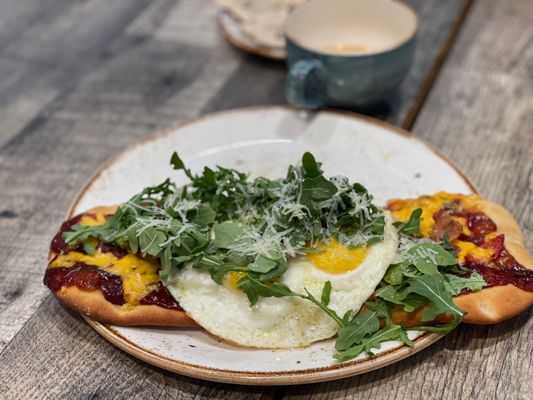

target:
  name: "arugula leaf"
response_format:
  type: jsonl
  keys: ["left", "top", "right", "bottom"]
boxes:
{"left": 364, "top": 299, "right": 391, "bottom": 319}
{"left": 194, "top": 256, "right": 247, "bottom": 285}
{"left": 301, "top": 287, "right": 345, "bottom": 327}
{"left": 444, "top": 272, "right": 485, "bottom": 295}
{"left": 193, "top": 206, "right": 216, "bottom": 226}
{"left": 334, "top": 323, "right": 414, "bottom": 361}
{"left": 256, "top": 257, "right": 288, "bottom": 281}
{"left": 138, "top": 229, "right": 166, "bottom": 256}
{"left": 375, "top": 285, "right": 409, "bottom": 306}
{"left": 383, "top": 262, "right": 410, "bottom": 285}
{"left": 237, "top": 275, "right": 297, "bottom": 306}
{"left": 170, "top": 151, "right": 193, "bottom": 179}
{"left": 127, "top": 227, "right": 139, "bottom": 254}
{"left": 321, "top": 280, "right": 332, "bottom": 306}
{"left": 405, "top": 274, "right": 464, "bottom": 323}
{"left": 300, "top": 175, "right": 338, "bottom": 213}
{"left": 301, "top": 152, "right": 322, "bottom": 178}
{"left": 407, "top": 243, "right": 456, "bottom": 276}
{"left": 441, "top": 234, "right": 456, "bottom": 255}
{"left": 374, "top": 285, "right": 426, "bottom": 313}
{"left": 363, "top": 324, "right": 414, "bottom": 355}
{"left": 81, "top": 239, "right": 97, "bottom": 255}
{"left": 249, "top": 255, "right": 277, "bottom": 274}
{"left": 213, "top": 222, "right": 248, "bottom": 249}
{"left": 393, "top": 208, "right": 422, "bottom": 237}
{"left": 335, "top": 310, "right": 380, "bottom": 351}
{"left": 160, "top": 246, "right": 174, "bottom": 278}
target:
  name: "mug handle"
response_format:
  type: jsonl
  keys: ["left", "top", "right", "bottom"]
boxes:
{"left": 285, "top": 59, "right": 326, "bottom": 109}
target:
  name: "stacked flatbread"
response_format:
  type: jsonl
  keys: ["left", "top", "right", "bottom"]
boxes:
{"left": 217, "top": 0, "right": 307, "bottom": 48}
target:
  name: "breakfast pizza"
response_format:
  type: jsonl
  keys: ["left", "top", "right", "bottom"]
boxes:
{"left": 44, "top": 152, "right": 533, "bottom": 361}
{"left": 45, "top": 206, "right": 195, "bottom": 327}
{"left": 387, "top": 192, "right": 533, "bottom": 325}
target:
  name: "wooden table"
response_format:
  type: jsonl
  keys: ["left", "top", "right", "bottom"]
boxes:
{"left": 0, "top": 0, "right": 531, "bottom": 398}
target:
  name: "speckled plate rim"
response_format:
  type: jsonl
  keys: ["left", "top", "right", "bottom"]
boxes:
{"left": 67, "top": 106, "right": 478, "bottom": 386}
{"left": 84, "top": 318, "right": 440, "bottom": 385}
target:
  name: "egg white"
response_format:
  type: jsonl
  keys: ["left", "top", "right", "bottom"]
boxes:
{"left": 165, "top": 213, "right": 398, "bottom": 348}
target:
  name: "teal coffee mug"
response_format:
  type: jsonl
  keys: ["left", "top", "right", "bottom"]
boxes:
{"left": 285, "top": 0, "right": 418, "bottom": 110}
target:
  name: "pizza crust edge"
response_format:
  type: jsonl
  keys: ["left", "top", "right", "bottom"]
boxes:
{"left": 54, "top": 286, "right": 197, "bottom": 327}
{"left": 453, "top": 199, "right": 533, "bottom": 324}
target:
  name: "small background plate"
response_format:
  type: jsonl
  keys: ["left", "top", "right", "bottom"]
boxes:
{"left": 70, "top": 106, "right": 476, "bottom": 385}
{"left": 218, "top": 11, "right": 286, "bottom": 60}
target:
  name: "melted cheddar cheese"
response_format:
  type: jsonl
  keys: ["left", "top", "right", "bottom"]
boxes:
{"left": 50, "top": 252, "right": 160, "bottom": 305}
{"left": 388, "top": 192, "right": 480, "bottom": 237}
{"left": 388, "top": 192, "right": 497, "bottom": 264}
{"left": 455, "top": 241, "right": 494, "bottom": 263}
{"left": 79, "top": 213, "right": 107, "bottom": 226}
{"left": 50, "top": 211, "right": 161, "bottom": 305}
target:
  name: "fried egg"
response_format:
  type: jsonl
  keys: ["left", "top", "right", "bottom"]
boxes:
{"left": 166, "top": 213, "right": 398, "bottom": 348}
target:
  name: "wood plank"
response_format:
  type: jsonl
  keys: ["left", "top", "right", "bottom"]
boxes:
{"left": 282, "top": 0, "right": 533, "bottom": 399}
{"left": 0, "top": 56, "right": 62, "bottom": 145}
{"left": 0, "top": 0, "right": 152, "bottom": 146}
{"left": 0, "top": 0, "right": 69, "bottom": 53}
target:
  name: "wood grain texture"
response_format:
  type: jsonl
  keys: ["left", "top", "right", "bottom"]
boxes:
{"left": 283, "top": 0, "right": 533, "bottom": 399}
{"left": 0, "top": 0, "right": 153, "bottom": 147}
{"left": 2, "top": 0, "right": 530, "bottom": 398}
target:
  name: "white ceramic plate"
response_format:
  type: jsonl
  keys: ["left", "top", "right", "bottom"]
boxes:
{"left": 70, "top": 106, "right": 476, "bottom": 385}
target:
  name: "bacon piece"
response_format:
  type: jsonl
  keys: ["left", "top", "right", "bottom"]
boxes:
{"left": 430, "top": 210, "right": 463, "bottom": 241}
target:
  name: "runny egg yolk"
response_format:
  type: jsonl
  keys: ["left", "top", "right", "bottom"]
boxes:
{"left": 307, "top": 238, "right": 369, "bottom": 274}
{"left": 225, "top": 271, "right": 247, "bottom": 291}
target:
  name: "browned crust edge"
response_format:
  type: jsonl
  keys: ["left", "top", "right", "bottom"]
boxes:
{"left": 47, "top": 206, "right": 196, "bottom": 327}
{"left": 55, "top": 286, "right": 197, "bottom": 327}
{"left": 453, "top": 199, "right": 533, "bottom": 324}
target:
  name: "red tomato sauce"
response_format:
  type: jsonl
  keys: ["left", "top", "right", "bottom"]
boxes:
{"left": 44, "top": 263, "right": 125, "bottom": 305}
{"left": 139, "top": 283, "right": 183, "bottom": 310}
{"left": 438, "top": 208, "right": 533, "bottom": 292}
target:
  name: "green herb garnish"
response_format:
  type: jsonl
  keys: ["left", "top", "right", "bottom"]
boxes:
{"left": 64, "top": 151, "right": 384, "bottom": 295}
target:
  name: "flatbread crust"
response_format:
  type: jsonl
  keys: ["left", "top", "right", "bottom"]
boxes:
{"left": 47, "top": 206, "right": 196, "bottom": 327}
{"left": 54, "top": 286, "right": 196, "bottom": 327}
{"left": 453, "top": 199, "right": 533, "bottom": 324}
